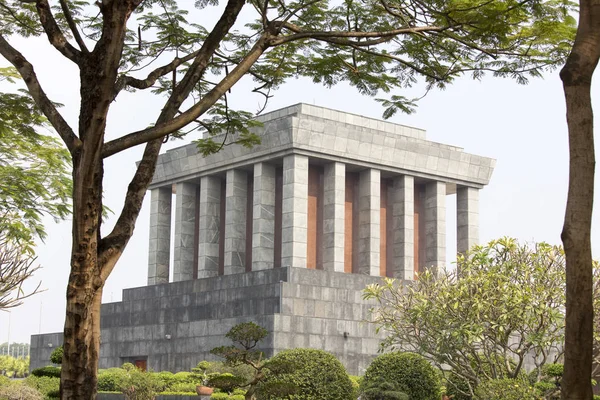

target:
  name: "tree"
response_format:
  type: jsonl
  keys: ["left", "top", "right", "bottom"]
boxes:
{"left": 210, "top": 322, "right": 295, "bottom": 400}
{"left": 364, "top": 238, "right": 567, "bottom": 398}
{"left": 559, "top": 0, "right": 600, "bottom": 398}
{"left": 0, "top": 0, "right": 576, "bottom": 398}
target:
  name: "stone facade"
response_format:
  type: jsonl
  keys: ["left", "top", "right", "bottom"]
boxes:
{"left": 30, "top": 104, "right": 494, "bottom": 375}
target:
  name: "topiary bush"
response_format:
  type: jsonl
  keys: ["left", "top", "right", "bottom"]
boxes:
{"left": 474, "top": 378, "right": 536, "bottom": 400}
{"left": 0, "top": 382, "right": 44, "bottom": 400}
{"left": 49, "top": 346, "right": 63, "bottom": 365}
{"left": 361, "top": 352, "right": 440, "bottom": 400}
{"left": 258, "top": 348, "right": 354, "bottom": 400}
{"left": 30, "top": 366, "right": 61, "bottom": 379}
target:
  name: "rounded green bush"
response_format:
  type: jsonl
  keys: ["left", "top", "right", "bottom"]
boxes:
{"left": 30, "top": 366, "right": 61, "bottom": 378}
{"left": 211, "top": 392, "right": 230, "bottom": 400}
{"left": 98, "top": 368, "right": 128, "bottom": 392}
{"left": 49, "top": 346, "right": 63, "bottom": 365}
{"left": 361, "top": 352, "right": 440, "bottom": 400}
{"left": 259, "top": 348, "right": 353, "bottom": 400}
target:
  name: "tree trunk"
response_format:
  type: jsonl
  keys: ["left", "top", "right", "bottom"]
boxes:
{"left": 560, "top": 0, "right": 600, "bottom": 398}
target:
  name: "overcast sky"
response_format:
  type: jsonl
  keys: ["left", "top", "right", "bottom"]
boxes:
{"left": 1, "top": 23, "right": 599, "bottom": 346}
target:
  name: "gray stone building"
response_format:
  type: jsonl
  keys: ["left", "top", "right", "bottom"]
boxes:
{"left": 30, "top": 103, "right": 494, "bottom": 375}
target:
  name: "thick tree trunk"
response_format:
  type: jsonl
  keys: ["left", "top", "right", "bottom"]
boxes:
{"left": 560, "top": 0, "right": 600, "bottom": 398}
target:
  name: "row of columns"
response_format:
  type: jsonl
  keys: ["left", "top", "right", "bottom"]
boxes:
{"left": 148, "top": 154, "right": 479, "bottom": 285}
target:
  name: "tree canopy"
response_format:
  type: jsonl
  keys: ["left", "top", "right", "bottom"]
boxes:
{"left": 0, "top": 67, "right": 71, "bottom": 249}
{"left": 364, "top": 238, "right": 577, "bottom": 398}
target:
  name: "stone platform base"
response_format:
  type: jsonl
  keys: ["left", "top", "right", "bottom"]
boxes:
{"left": 30, "top": 267, "right": 389, "bottom": 375}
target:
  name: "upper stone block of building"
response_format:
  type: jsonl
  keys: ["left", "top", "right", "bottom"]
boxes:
{"left": 150, "top": 103, "right": 495, "bottom": 190}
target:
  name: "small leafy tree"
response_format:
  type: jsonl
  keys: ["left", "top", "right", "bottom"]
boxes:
{"left": 50, "top": 346, "right": 63, "bottom": 365}
{"left": 364, "top": 238, "right": 566, "bottom": 398}
{"left": 210, "top": 322, "right": 295, "bottom": 400}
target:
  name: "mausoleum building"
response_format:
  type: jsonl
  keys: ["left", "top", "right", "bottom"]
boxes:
{"left": 30, "top": 104, "right": 494, "bottom": 374}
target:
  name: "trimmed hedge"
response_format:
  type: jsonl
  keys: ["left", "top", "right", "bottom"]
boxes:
{"left": 361, "top": 352, "right": 440, "bottom": 400}
{"left": 31, "top": 366, "right": 61, "bottom": 378}
{"left": 259, "top": 348, "right": 354, "bottom": 400}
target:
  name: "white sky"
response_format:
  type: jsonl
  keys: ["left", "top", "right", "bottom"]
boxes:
{"left": 0, "top": 11, "right": 599, "bottom": 345}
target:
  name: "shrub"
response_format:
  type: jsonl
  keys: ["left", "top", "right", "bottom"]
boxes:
{"left": 0, "top": 382, "right": 44, "bottom": 400}
{"left": 0, "top": 376, "right": 9, "bottom": 387}
{"left": 173, "top": 371, "right": 198, "bottom": 384}
{"left": 153, "top": 371, "right": 176, "bottom": 392}
{"left": 361, "top": 381, "right": 409, "bottom": 400}
{"left": 49, "top": 347, "right": 63, "bottom": 365}
{"left": 24, "top": 375, "right": 60, "bottom": 397}
{"left": 348, "top": 376, "right": 361, "bottom": 400}
{"left": 361, "top": 352, "right": 440, "bottom": 400}
{"left": 207, "top": 373, "right": 247, "bottom": 394}
{"left": 211, "top": 393, "right": 230, "bottom": 400}
{"left": 98, "top": 368, "right": 128, "bottom": 392}
{"left": 474, "top": 378, "right": 536, "bottom": 400}
{"left": 167, "top": 381, "right": 197, "bottom": 393}
{"left": 46, "top": 389, "right": 60, "bottom": 399}
{"left": 120, "top": 368, "right": 162, "bottom": 400}
{"left": 30, "top": 366, "right": 61, "bottom": 378}
{"left": 259, "top": 348, "right": 353, "bottom": 400}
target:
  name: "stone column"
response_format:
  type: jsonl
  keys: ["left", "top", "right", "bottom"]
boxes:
{"left": 281, "top": 154, "right": 308, "bottom": 268}
{"left": 425, "top": 181, "right": 446, "bottom": 273}
{"left": 391, "top": 175, "right": 414, "bottom": 280}
{"left": 358, "top": 169, "right": 380, "bottom": 276}
{"left": 457, "top": 186, "right": 479, "bottom": 255}
{"left": 148, "top": 186, "right": 172, "bottom": 285}
{"left": 323, "top": 162, "right": 345, "bottom": 272}
{"left": 224, "top": 169, "right": 248, "bottom": 275}
{"left": 198, "top": 176, "right": 221, "bottom": 278}
{"left": 252, "top": 163, "right": 276, "bottom": 271}
{"left": 173, "top": 182, "right": 197, "bottom": 282}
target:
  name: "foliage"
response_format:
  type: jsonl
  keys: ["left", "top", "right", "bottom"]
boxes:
{"left": 30, "top": 366, "right": 61, "bottom": 379}
{"left": 474, "top": 378, "right": 536, "bottom": 400}
{"left": 23, "top": 376, "right": 60, "bottom": 398}
{"left": 119, "top": 367, "right": 162, "bottom": 400}
{"left": 0, "top": 232, "right": 41, "bottom": 310}
{"left": 349, "top": 375, "right": 361, "bottom": 400}
{"left": 0, "top": 381, "right": 44, "bottom": 400}
{"left": 0, "top": 376, "right": 9, "bottom": 387}
{"left": 258, "top": 348, "right": 353, "bottom": 400}
{"left": 364, "top": 238, "right": 566, "bottom": 398}
{"left": 361, "top": 352, "right": 440, "bottom": 400}
{"left": 361, "top": 381, "right": 409, "bottom": 400}
{"left": 207, "top": 373, "right": 247, "bottom": 394}
{"left": 0, "top": 68, "right": 71, "bottom": 249}
{"left": 97, "top": 368, "right": 128, "bottom": 392}
{"left": 49, "top": 346, "right": 62, "bottom": 365}
{"left": 0, "top": 356, "right": 28, "bottom": 378}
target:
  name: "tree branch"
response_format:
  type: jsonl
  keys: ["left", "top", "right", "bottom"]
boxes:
{"left": 99, "top": 0, "right": 251, "bottom": 273}
{"left": 269, "top": 21, "right": 448, "bottom": 46}
{"left": 59, "top": 0, "right": 89, "bottom": 53}
{"left": 102, "top": 35, "right": 268, "bottom": 157}
{"left": 0, "top": 35, "right": 81, "bottom": 153}
{"left": 114, "top": 49, "right": 202, "bottom": 99}
{"left": 36, "top": 0, "right": 82, "bottom": 63}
